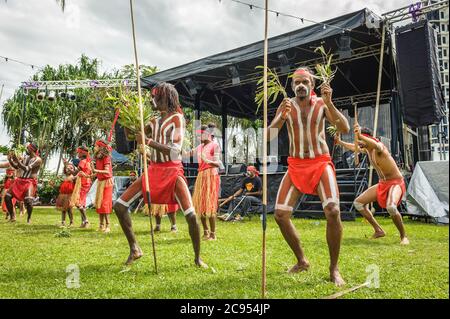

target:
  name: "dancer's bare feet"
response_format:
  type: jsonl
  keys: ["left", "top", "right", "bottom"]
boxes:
{"left": 170, "top": 225, "right": 178, "bottom": 233}
{"left": 80, "top": 221, "right": 90, "bottom": 228}
{"left": 371, "top": 230, "right": 386, "bottom": 239}
{"left": 154, "top": 225, "right": 161, "bottom": 233}
{"left": 195, "top": 258, "right": 209, "bottom": 269}
{"left": 288, "top": 260, "right": 310, "bottom": 274}
{"left": 208, "top": 232, "right": 217, "bottom": 241}
{"left": 202, "top": 230, "right": 210, "bottom": 240}
{"left": 330, "top": 269, "right": 346, "bottom": 287}
{"left": 400, "top": 237, "right": 410, "bottom": 245}
{"left": 125, "top": 246, "right": 143, "bottom": 266}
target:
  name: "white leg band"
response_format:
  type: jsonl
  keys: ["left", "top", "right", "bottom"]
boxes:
{"left": 354, "top": 201, "right": 365, "bottom": 211}
{"left": 116, "top": 198, "right": 130, "bottom": 208}
{"left": 183, "top": 207, "right": 195, "bottom": 216}
{"left": 386, "top": 205, "right": 398, "bottom": 216}
{"left": 275, "top": 204, "right": 293, "bottom": 212}
{"left": 322, "top": 198, "right": 339, "bottom": 209}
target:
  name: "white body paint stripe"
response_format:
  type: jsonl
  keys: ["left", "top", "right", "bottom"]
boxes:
{"left": 275, "top": 204, "right": 293, "bottom": 212}
{"left": 306, "top": 103, "right": 315, "bottom": 158}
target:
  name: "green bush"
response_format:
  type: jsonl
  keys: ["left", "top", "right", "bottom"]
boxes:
{"left": 37, "top": 175, "right": 63, "bottom": 204}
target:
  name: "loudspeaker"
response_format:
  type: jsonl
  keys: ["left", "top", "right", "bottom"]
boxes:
{"left": 395, "top": 19, "right": 445, "bottom": 127}
{"left": 114, "top": 123, "right": 135, "bottom": 154}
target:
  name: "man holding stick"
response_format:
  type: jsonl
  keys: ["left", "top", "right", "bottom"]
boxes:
{"left": 269, "top": 67, "right": 350, "bottom": 286}
{"left": 335, "top": 125, "right": 410, "bottom": 245}
{"left": 113, "top": 82, "right": 207, "bottom": 268}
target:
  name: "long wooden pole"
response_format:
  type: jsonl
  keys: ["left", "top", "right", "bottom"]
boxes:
{"left": 368, "top": 22, "right": 386, "bottom": 191}
{"left": 261, "top": 0, "right": 269, "bottom": 300}
{"left": 129, "top": 0, "right": 158, "bottom": 273}
{"left": 354, "top": 101, "right": 359, "bottom": 166}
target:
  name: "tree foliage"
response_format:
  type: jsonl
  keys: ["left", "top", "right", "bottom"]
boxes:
{"left": 1, "top": 54, "right": 157, "bottom": 171}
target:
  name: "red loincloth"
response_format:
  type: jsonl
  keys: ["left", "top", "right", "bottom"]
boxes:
{"left": 4, "top": 178, "right": 15, "bottom": 190}
{"left": 142, "top": 161, "right": 186, "bottom": 205}
{"left": 2, "top": 178, "right": 16, "bottom": 212}
{"left": 167, "top": 203, "right": 179, "bottom": 212}
{"left": 376, "top": 178, "right": 406, "bottom": 208}
{"left": 287, "top": 155, "right": 334, "bottom": 195}
{"left": 10, "top": 178, "right": 37, "bottom": 202}
{"left": 59, "top": 180, "right": 75, "bottom": 194}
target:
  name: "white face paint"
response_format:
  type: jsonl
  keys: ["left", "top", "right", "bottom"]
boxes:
{"left": 293, "top": 83, "right": 310, "bottom": 99}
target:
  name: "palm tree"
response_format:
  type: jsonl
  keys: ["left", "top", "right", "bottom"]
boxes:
{"left": 56, "top": 0, "right": 65, "bottom": 12}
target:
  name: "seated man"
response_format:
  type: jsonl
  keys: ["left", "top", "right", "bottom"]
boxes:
{"left": 219, "top": 166, "right": 262, "bottom": 219}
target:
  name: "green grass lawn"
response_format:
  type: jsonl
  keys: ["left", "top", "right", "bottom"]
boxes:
{"left": 0, "top": 208, "right": 448, "bottom": 299}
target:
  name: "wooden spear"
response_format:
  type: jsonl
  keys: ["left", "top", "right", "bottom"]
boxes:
{"left": 129, "top": 0, "right": 158, "bottom": 273}
{"left": 354, "top": 101, "right": 359, "bottom": 166}
{"left": 261, "top": 0, "right": 269, "bottom": 300}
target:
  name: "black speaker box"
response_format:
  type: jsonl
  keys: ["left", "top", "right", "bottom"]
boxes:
{"left": 395, "top": 19, "right": 445, "bottom": 127}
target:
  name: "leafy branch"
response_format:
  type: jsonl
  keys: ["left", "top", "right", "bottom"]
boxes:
{"left": 105, "top": 86, "right": 154, "bottom": 133}
{"left": 326, "top": 125, "right": 338, "bottom": 137}
{"left": 254, "top": 66, "right": 288, "bottom": 114}
{"left": 314, "top": 46, "right": 337, "bottom": 87}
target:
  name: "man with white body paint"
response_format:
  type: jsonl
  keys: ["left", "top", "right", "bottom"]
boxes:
{"left": 335, "top": 125, "right": 409, "bottom": 245}
{"left": 113, "top": 82, "right": 207, "bottom": 268}
{"left": 268, "top": 67, "right": 350, "bottom": 286}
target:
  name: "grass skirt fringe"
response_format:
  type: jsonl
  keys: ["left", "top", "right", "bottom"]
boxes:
{"left": 193, "top": 168, "right": 220, "bottom": 217}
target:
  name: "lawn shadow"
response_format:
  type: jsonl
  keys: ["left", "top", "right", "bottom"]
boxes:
{"left": 342, "top": 236, "right": 394, "bottom": 247}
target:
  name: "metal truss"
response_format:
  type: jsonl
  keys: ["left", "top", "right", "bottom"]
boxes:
{"left": 210, "top": 44, "right": 383, "bottom": 91}
{"left": 20, "top": 78, "right": 136, "bottom": 90}
{"left": 382, "top": 0, "right": 449, "bottom": 24}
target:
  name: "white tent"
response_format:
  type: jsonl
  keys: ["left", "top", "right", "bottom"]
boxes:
{"left": 406, "top": 161, "right": 449, "bottom": 224}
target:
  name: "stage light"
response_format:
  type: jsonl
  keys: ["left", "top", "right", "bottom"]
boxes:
{"left": 185, "top": 78, "right": 198, "bottom": 95}
{"left": 229, "top": 65, "right": 240, "bottom": 85}
{"left": 337, "top": 34, "right": 352, "bottom": 59}
{"left": 277, "top": 52, "right": 290, "bottom": 73}
{"left": 47, "top": 90, "right": 56, "bottom": 102}
{"left": 365, "top": 11, "right": 381, "bottom": 29}
{"left": 67, "top": 91, "right": 76, "bottom": 101}
{"left": 36, "top": 91, "right": 46, "bottom": 101}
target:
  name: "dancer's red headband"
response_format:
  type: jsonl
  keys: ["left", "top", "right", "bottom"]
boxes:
{"left": 76, "top": 147, "right": 89, "bottom": 156}
{"left": 27, "top": 143, "right": 39, "bottom": 155}
{"left": 95, "top": 140, "right": 112, "bottom": 151}
{"left": 293, "top": 69, "right": 312, "bottom": 79}
{"left": 361, "top": 133, "right": 380, "bottom": 143}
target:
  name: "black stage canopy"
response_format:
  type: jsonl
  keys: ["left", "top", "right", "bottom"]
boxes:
{"left": 142, "top": 8, "right": 393, "bottom": 120}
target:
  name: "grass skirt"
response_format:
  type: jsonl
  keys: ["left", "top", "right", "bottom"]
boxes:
{"left": 193, "top": 168, "right": 220, "bottom": 217}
